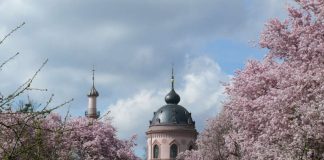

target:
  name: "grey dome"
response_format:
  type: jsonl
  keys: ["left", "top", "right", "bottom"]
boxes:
{"left": 150, "top": 104, "right": 195, "bottom": 126}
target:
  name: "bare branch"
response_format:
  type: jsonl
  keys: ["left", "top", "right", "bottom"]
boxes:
{"left": 0, "top": 52, "right": 19, "bottom": 71}
{"left": 0, "top": 59, "right": 48, "bottom": 109}
{"left": 0, "top": 22, "right": 25, "bottom": 45}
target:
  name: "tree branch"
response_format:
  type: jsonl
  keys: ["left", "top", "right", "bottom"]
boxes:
{"left": 0, "top": 22, "right": 25, "bottom": 45}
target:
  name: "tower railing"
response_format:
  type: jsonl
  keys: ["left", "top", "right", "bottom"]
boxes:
{"left": 85, "top": 111, "right": 100, "bottom": 119}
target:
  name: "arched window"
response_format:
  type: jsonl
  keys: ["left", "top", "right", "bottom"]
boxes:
{"left": 153, "top": 144, "right": 159, "bottom": 158}
{"left": 170, "top": 144, "right": 178, "bottom": 158}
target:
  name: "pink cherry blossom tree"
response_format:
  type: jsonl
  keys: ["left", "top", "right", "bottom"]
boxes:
{"left": 61, "top": 116, "right": 138, "bottom": 160}
{"left": 178, "top": 112, "right": 238, "bottom": 160}
{"left": 181, "top": 0, "right": 324, "bottom": 159}
{"left": 0, "top": 112, "right": 139, "bottom": 160}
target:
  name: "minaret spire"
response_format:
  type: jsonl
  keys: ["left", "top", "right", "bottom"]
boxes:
{"left": 88, "top": 65, "right": 99, "bottom": 97}
{"left": 92, "top": 65, "right": 95, "bottom": 88}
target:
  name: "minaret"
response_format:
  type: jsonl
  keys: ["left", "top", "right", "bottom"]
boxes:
{"left": 85, "top": 66, "right": 100, "bottom": 119}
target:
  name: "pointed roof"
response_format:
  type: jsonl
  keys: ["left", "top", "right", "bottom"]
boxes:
{"left": 88, "top": 66, "right": 99, "bottom": 97}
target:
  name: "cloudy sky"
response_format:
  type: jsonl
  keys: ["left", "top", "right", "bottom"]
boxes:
{"left": 0, "top": 0, "right": 294, "bottom": 157}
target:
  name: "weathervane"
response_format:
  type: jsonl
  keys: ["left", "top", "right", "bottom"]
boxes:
{"left": 171, "top": 63, "right": 174, "bottom": 90}
{"left": 92, "top": 65, "right": 95, "bottom": 87}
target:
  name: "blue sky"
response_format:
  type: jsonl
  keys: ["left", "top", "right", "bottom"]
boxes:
{"left": 203, "top": 38, "right": 268, "bottom": 74}
{"left": 0, "top": 0, "right": 293, "bottom": 158}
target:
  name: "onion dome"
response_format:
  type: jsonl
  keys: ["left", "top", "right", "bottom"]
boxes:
{"left": 149, "top": 67, "right": 195, "bottom": 126}
{"left": 88, "top": 67, "right": 99, "bottom": 97}
{"left": 165, "top": 89, "right": 180, "bottom": 104}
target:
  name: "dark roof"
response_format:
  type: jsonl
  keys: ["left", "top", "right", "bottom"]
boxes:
{"left": 150, "top": 104, "right": 195, "bottom": 126}
{"left": 149, "top": 67, "right": 195, "bottom": 127}
{"left": 165, "top": 89, "right": 180, "bottom": 104}
{"left": 150, "top": 87, "right": 195, "bottom": 126}
{"left": 88, "top": 67, "right": 99, "bottom": 97}
{"left": 88, "top": 86, "right": 99, "bottom": 97}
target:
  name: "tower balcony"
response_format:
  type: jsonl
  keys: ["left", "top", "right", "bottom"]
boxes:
{"left": 85, "top": 111, "right": 100, "bottom": 119}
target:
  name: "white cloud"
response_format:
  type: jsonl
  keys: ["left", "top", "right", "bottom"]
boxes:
{"left": 181, "top": 56, "right": 228, "bottom": 116}
{"left": 108, "top": 56, "right": 230, "bottom": 155}
{"left": 108, "top": 90, "right": 161, "bottom": 133}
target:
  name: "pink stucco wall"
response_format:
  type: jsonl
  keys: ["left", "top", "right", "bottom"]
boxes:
{"left": 146, "top": 125, "right": 197, "bottom": 160}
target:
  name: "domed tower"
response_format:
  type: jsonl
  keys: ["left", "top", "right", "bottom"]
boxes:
{"left": 146, "top": 68, "right": 197, "bottom": 160}
{"left": 85, "top": 67, "right": 100, "bottom": 119}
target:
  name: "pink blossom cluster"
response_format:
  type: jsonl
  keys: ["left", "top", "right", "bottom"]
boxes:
{"left": 0, "top": 113, "right": 139, "bottom": 160}
{"left": 180, "top": 0, "right": 324, "bottom": 159}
